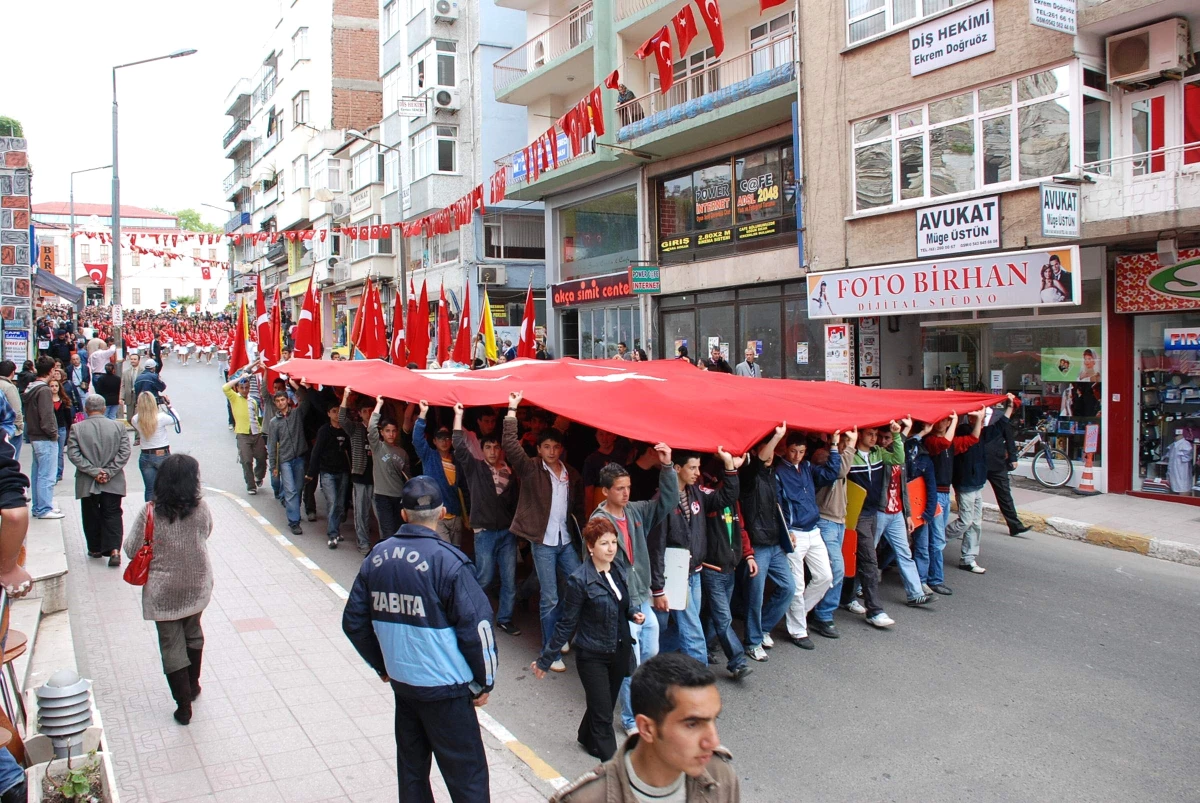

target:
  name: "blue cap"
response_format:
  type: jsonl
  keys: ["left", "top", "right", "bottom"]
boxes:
{"left": 402, "top": 476, "right": 444, "bottom": 511}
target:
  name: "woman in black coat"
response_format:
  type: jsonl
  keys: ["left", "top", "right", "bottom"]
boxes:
{"left": 532, "top": 517, "right": 645, "bottom": 760}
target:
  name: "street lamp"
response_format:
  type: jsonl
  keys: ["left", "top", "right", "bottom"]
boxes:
{"left": 69, "top": 164, "right": 111, "bottom": 284}
{"left": 112, "top": 48, "right": 196, "bottom": 353}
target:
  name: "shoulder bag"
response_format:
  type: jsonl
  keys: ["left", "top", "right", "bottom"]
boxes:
{"left": 123, "top": 502, "right": 155, "bottom": 586}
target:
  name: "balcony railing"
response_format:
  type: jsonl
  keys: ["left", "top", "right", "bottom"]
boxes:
{"left": 1080, "top": 143, "right": 1200, "bottom": 223}
{"left": 223, "top": 118, "right": 250, "bottom": 150}
{"left": 223, "top": 164, "right": 251, "bottom": 194}
{"left": 615, "top": 0, "right": 659, "bottom": 20}
{"left": 224, "top": 211, "right": 252, "bottom": 235}
{"left": 615, "top": 31, "right": 794, "bottom": 128}
{"left": 494, "top": 131, "right": 597, "bottom": 186}
{"left": 494, "top": 2, "right": 594, "bottom": 93}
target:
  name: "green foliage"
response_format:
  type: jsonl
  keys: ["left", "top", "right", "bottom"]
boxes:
{"left": 175, "top": 295, "right": 198, "bottom": 307}
{"left": 0, "top": 117, "right": 23, "bottom": 137}
{"left": 151, "top": 207, "right": 221, "bottom": 233}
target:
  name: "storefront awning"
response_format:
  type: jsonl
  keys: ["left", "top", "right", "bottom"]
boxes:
{"left": 288, "top": 278, "right": 311, "bottom": 298}
{"left": 33, "top": 269, "right": 84, "bottom": 307}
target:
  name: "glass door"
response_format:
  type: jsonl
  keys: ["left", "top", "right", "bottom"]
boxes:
{"left": 1124, "top": 86, "right": 1175, "bottom": 177}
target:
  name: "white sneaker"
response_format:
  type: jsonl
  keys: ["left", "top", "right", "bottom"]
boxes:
{"left": 867, "top": 612, "right": 895, "bottom": 628}
{"left": 845, "top": 600, "right": 867, "bottom": 615}
{"left": 960, "top": 562, "right": 987, "bottom": 574}
{"left": 761, "top": 633, "right": 774, "bottom": 649}
{"left": 746, "top": 645, "right": 768, "bottom": 662}
{"left": 36, "top": 511, "right": 65, "bottom": 520}
{"left": 549, "top": 659, "right": 567, "bottom": 673}
{"left": 560, "top": 641, "right": 570, "bottom": 655}
{"left": 922, "top": 583, "right": 934, "bottom": 596}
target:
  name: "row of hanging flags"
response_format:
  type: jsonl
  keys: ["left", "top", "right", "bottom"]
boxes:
{"left": 226, "top": 272, "right": 539, "bottom": 375}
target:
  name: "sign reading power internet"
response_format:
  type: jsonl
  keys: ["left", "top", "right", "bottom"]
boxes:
{"left": 910, "top": 0, "right": 996, "bottom": 76}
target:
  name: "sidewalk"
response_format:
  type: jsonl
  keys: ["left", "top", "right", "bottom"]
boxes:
{"left": 55, "top": 478, "right": 554, "bottom": 802}
{"left": 981, "top": 480, "right": 1200, "bottom": 567}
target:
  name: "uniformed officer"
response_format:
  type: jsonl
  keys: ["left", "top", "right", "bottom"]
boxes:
{"left": 343, "top": 475, "right": 498, "bottom": 802}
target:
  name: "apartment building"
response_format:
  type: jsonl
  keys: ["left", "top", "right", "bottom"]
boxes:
{"left": 32, "top": 203, "right": 230, "bottom": 311}
{"left": 378, "top": 0, "right": 544, "bottom": 347}
{"left": 221, "top": 0, "right": 382, "bottom": 327}
{"left": 797, "top": 0, "right": 1199, "bottom": 497}
{"left": 492, "top": 0, "right": 800, "bottom": 363}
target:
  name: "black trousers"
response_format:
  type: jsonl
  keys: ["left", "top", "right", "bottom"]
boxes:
{"left": 80, "top": 492, "right": 123, "bottom": 554}
{"left": 988, "top": 470, "right": 1024, "bottom": 533}
{"left": 374, "top": 493, "right": 403, "bottom": 540}
{"left": 575, "top": 642, "right": 631, "bottom": 761}
{"left": 393, "top": 691, "right": 488, "bottom": 803}
{"left": 855, "top": 513, "right": 884, "bottom": 618}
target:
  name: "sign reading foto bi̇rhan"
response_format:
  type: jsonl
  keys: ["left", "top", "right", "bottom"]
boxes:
{"left": 806, "top": 245, "right": 1081, "bottom": 319}
{"left": 916, "top": 196, "right": 1000, "bottom": 258}
{"left": 910, "top": 0, "right": 996, "bottom": 76}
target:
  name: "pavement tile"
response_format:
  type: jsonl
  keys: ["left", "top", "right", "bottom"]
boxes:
{"left": 329, "top": 759, "right": 396, "bottom": 794}
{"left": 212, "top": 781, "right": 286, "bottom": 803}
{"left": 269, "top": 769, "right": 345, "bottom": 802}
{"left": 232, "top": 617, "right": 278, "bottom": 632}
{"left": 314, "top": 737, "right": 380, "bottom": 768}
{"left": 203, "top": 756, "right": 273, "bottom": 791}
{"left": 139, "top": 744, "right": 204, "bottom": 775}
{"left": 253, "top": 724, "right": 313, "bottom": 756}
{"left": 143, "top": 767, "right": 214, "bottom": 803}
{"left": 194, "top": 735, "right": 262, "bottom": 766}
{"left": 240, "top": 707, "right": 300, "bottom": 735}
{"left": 351, "top": 712, "right": 396, "bottom": 738}
{"left": 261, "top": 746, "right": 327, "bottom": 781}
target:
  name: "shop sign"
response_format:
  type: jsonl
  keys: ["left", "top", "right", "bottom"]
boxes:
{"left": 550, "top": 271, "right": 633, "bottom": 308}
{"left": 1030, "top": 0, "right": 1075, "bottom": 35}
{"left": 1040, "top": 184, "right": 1080, "bottom": 239}
{"left": 825, "top": 324, "right": 853, "bottom": 384}
{"left": 397, "top": 97, "right": 427, "bottom": 117}
{"left": 631, "top": 266, "right": 660, "bottom": 294}
{"left": 660, "top": 235, "right": 693, "bottom": 254}
{"left": 698, "top": 229, "right": 732, "bottom": 246}
{"left": 3, "top": 330, "right": 28, "bottom": 363}
{"left": 737, "top": 220, "right": 778, "bottom": 241}
{"left": 111, "top": 305, "right": 123, "bottom": 326}
{"left": 807, "top": 245, "right": 1081, "bottom": 319}
{"left": 1164, "top": 328, "right": 1200, "bottom": 350}
{"left": 1115, "top": 249, "right": 1200, "bottom": 313}
{"left": 910, "top": 0, "right": 995, "bottom": 76}
{"left": 915, "top": 196, "right": 1000, "bottom": 258}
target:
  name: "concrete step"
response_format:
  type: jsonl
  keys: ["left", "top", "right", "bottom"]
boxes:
{"left": 24, "top": 510, "right": 68, "bottom": 615}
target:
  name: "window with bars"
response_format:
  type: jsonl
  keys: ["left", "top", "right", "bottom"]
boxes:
{"left": 483, "top": 214, "right": 546, "bottom": 259}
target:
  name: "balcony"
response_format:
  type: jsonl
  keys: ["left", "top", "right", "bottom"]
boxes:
{"left": 224, "top": 78, "right": 252, "bottom": 116}
{"left": 615, "top": 0, "right": 660, "bottom": 20}
{"left": 223, "top": 118, "right": 250, "bottom": 150}
{"left": 493, "top": 2, "right": 594, "bottom": 105}
{"left": 1081, "top": 144, "right": 1200, "bottom": 224}
{"left": 493, "top": 129, "right": 623, "bottom": 200}
{"left": 256, "top": 182, "right": 280, "bottom": 211}
{"left": 224, "top": 211, "right": 252, "bottom": 235}
{"left": 223, "top": 164, "right": 252, "bottom": 198}
{"left": 266, "top": 240, "right": 289, "bottom": 266}
{"left": 615, "top": 31, "right": 796, "bottom": 154}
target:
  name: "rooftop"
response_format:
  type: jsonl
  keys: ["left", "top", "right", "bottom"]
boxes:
{"left": 31, "top": 202, "right": 177, "bottom": 221}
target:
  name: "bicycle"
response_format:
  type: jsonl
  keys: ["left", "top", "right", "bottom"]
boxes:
{"left": 1015, "top": 418, "right": 1074, "bottom": 488}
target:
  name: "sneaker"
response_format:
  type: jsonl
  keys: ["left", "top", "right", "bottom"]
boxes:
{"left": 36, "top": 511, "right": 65, "bottom": 520}
{"left": 228, "top": 424, "right": 234, "bottom": 430}
{"left": 327, "top": 538, "right": 338, "bottom": 550}
{"left": 867, "top": 612, "right": 895, "bottom": 628}
{"left": 843, "top": 600, "right": 867, "bottom": 615}
{"left": 549, "top": 659, "right": 567, "bottom": 673}
{"left": 921, "top": 583, "right": 934, "bottom": 595}
{"left": 289, "top": 523, "right": 303, "bottom": 536}
{"left": 906, "top": 594, "right": 935, "bottom": 607}
{"left": 560, "top": 641, "right": 570, "bottom": 655}
{"left": 959, "top": 562, "right": 986, "bottom": 574}
{"left": 307, "top": 511, "right": 318, "bottom": 522}
{"left": 746, "top": 645, "right": 769, "bottom": 662}
{"left": 257, "top": 478, "right": 265, "bottom": 488}
{"left": 497, "top": 621, "right": 522, "bottom": 637}
{"left": 761, "top": 633, "right": 774, "bottom": 650}
{"left": 809, "top": 620, "right": 840, "bottom": 639}
{"left": 358, "top": 546, "right": 370, "bottom": 556}
{"left": 730, "top": 665, "right": 753, "bottom": 680}
{"left": 248, "top": 487, "right": 257, "bottom": 495}
{"left": 930, "top": 583, "right": 954, "bottom": 596}
{"left": 792, "top": 636, "right": 815, "bottom": 650}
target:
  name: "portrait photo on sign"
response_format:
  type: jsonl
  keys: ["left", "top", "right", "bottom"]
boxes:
{"left": 13, "top": 309, "right": 30, "bottom": 329}
{"left": 12, "top": 278, "right": 29, "bottom": 297}
{"left": 1041, "top": 347, "right": 1101, "bottom": 382}
{"left": 0, "top": 306, "right": 13, "bottom": 321}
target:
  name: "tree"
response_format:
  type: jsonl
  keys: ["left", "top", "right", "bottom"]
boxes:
{"left": 174, "top": 295, "right": 198, "bottom": 308}
{"left": 152, "top": 207, "right": 220, "bottom": 233}
{"left": 0, "top": 117, "right": 23, "bottom": 137}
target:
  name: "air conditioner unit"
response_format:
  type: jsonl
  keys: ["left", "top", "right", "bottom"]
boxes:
{"left": 331, "top": 200, "right": 350, "bottom": 218}
{"left": 479, "top": 265, "right": 506, "bottom": 285}
{"left": 434, "top": 89, "right": 462, "bottom": 111}
{"left": 433, "top": 0, "right": 459, "bottom": 22}
{"left": 1106, "top": 19, "right": 1192, "bottom": 85}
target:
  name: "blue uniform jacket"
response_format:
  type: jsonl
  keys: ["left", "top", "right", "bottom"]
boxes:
{"left": 342, "top": 524, "right": 497, "bottom": 701}
{"left": 774, "top": 450, "right": 841, "bottom": 532}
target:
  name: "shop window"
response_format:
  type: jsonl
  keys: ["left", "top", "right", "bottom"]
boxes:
{"left": 785, "top": 299, "right": 824, "bottom": 380}
{"left": 662, "top": 310, "right": 697, "bottom": 361}
{"left": 851, "top": 65, "right": 1072, "bottom": 212}
{"left": 560, "top": 187, "right": 638, "bottom": 279}
{"left": 576, "top": 306, "right": 641, "bottom": 359}
{"left": 698, "top": 305, "right": 735, "bottom": 366}
{"left": 739, "top": 301, "right": 782, "bottom": 378}
{"left": 1134, "top": 313, "right": 1200, "bottom": 494}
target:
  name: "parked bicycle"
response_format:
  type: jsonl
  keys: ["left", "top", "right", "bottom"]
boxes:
{"left": 1016, "top": 418, "right": 1074, "bottom": 488}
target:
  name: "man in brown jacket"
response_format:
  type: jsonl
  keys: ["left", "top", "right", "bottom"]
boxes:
{"left": 552, "top": 653, "right": 739, "bottom": 803}
{"left": 809, "top": 428, "right": 857, "bottom": 639}
{"left": 502, "top": 391, "right": 584, "bottom": 674}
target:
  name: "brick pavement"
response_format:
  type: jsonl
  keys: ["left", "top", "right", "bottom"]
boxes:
{"left": 56, "top": 479, "right": 554, "bottom": 802}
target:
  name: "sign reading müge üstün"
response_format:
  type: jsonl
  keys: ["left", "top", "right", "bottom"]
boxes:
{"left": 916, "top": 196, "right": 1000, "bottom": 258}
{"left": 910, "top": 0, "right": 996, "bottom": 76}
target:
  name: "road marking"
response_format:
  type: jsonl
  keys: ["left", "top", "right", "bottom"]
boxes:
{"left": 204, "top": 484, "right": 565, "bottom": 790}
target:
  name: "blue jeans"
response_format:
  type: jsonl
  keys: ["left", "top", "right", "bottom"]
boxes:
{"left": 104, "top": 405, "right": 119, "bottom": 420}
{"left": 530, "top": 540, "right": 582, "bottom": 655}
{"left": 138, "top": 451, "right": 169, "bottom": 502}
{"left": 57, "top": 426, "right": 68, "bottom": 481}
{"left": 813, "top": 518, "right": 846, "bottom": 624}
{"left": 30, "top": 440, "right": 57, "bottom": 516}
{"left": 744, "top": 544, "right": 795, "bottom": 647}
{"left": 917, "top": 491, "right": 950, "bottom": 586}
{"left": 9, "top": 434, "right": 21, "bottom": 463}
{"left": 875, "top": 511, "right": 924, "bottom": 599}
{"left": 701, "top": 568, "right": 746, "bottom": 673}
{"left": 661, "top": 571, "right": 706, "bottom": 666}
{"left": 619, "top": 598, "right": 659, "bottom": 731}
{"left": 320, "top": 472, "right": 348, "bottom": 538}
{"left": 473, "top": 529, "right": 517, "bottom": 625}
{"left": 279, "top": 457, "right": 306, "bottom": 526}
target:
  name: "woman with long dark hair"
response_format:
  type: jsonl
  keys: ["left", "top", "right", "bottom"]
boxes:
{"left": 123, "top": 453, "right": 213, "bottom": 725}
{"left": 48, "top": 378, "right": 73, "bottom": 483}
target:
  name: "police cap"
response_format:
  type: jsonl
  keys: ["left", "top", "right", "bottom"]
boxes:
{"left": 402, "top": 475, "right": 444, "bottom": 511}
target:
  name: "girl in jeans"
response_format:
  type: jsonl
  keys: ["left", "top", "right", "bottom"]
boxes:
{"left": 131, "top": 391, "right": 176, "bottom": 502}
{"left": 49, "top": 379, "right": 73, "bottom": 483}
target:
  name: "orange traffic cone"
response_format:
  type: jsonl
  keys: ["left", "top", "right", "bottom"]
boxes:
{"left": 1074, "top": 452, "right": 1100, "bottom": 496}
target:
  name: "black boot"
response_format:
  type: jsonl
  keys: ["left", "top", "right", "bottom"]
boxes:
{"left": 166, "top": 669, "right": 194, "bottom": 725}
{"left": 186, "top": 647, "right": 203, "bottom": 698}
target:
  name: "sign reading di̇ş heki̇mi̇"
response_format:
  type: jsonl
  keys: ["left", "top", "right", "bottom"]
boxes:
{"left": 806, "top": 245, "right": 1081, "bottom": 319}
{"left": 910, "top": 0, "right": 995, "bottom": 76}
{"left": 916, "top": 195, "right": 1000, "bottom": 258}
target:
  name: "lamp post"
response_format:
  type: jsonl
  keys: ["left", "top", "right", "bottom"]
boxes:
{"left": 69, "top": 164, "right": 111, "bottom": 285}
{"left": 112, "top": 48, "right": 197, "bottom": 354}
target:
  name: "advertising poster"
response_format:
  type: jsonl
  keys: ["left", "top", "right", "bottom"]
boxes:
{"left": 825, "top": 324, "right": 852, "bottom": 384}
{"left": 1114, "top": 249, "right": 1200, "bottom": 313}
{"left": 1040, "top": 347, "right": 1101, "bottom": 382}
{"left": 857, "top": 317, "right": 880, "bottom": 381}
{"left": 796, "top": 342, "right": 808, "bottom": 365}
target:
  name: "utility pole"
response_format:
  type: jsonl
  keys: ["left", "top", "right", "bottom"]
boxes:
{"left": 69, "top": 164, "right": 111, "bottom": 286}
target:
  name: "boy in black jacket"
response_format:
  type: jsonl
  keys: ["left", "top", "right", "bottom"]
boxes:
{"left": 306, "top": 406, "right": 351, "bottom": 549}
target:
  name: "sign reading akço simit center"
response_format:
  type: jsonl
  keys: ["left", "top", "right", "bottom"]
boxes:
{"left": 550, "top": 271, "right": 634, "bottom": 308}
{"left": 806, "top": 245, "right": 1081, "bottom": 319}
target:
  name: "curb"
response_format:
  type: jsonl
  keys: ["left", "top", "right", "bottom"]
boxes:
{"left": 981, "top": 503, "right": 1200, "bottom": 567}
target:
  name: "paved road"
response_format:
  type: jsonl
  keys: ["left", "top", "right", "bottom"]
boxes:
{"left": 169, "top": 362, "right": 1200, "bottom": 802}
